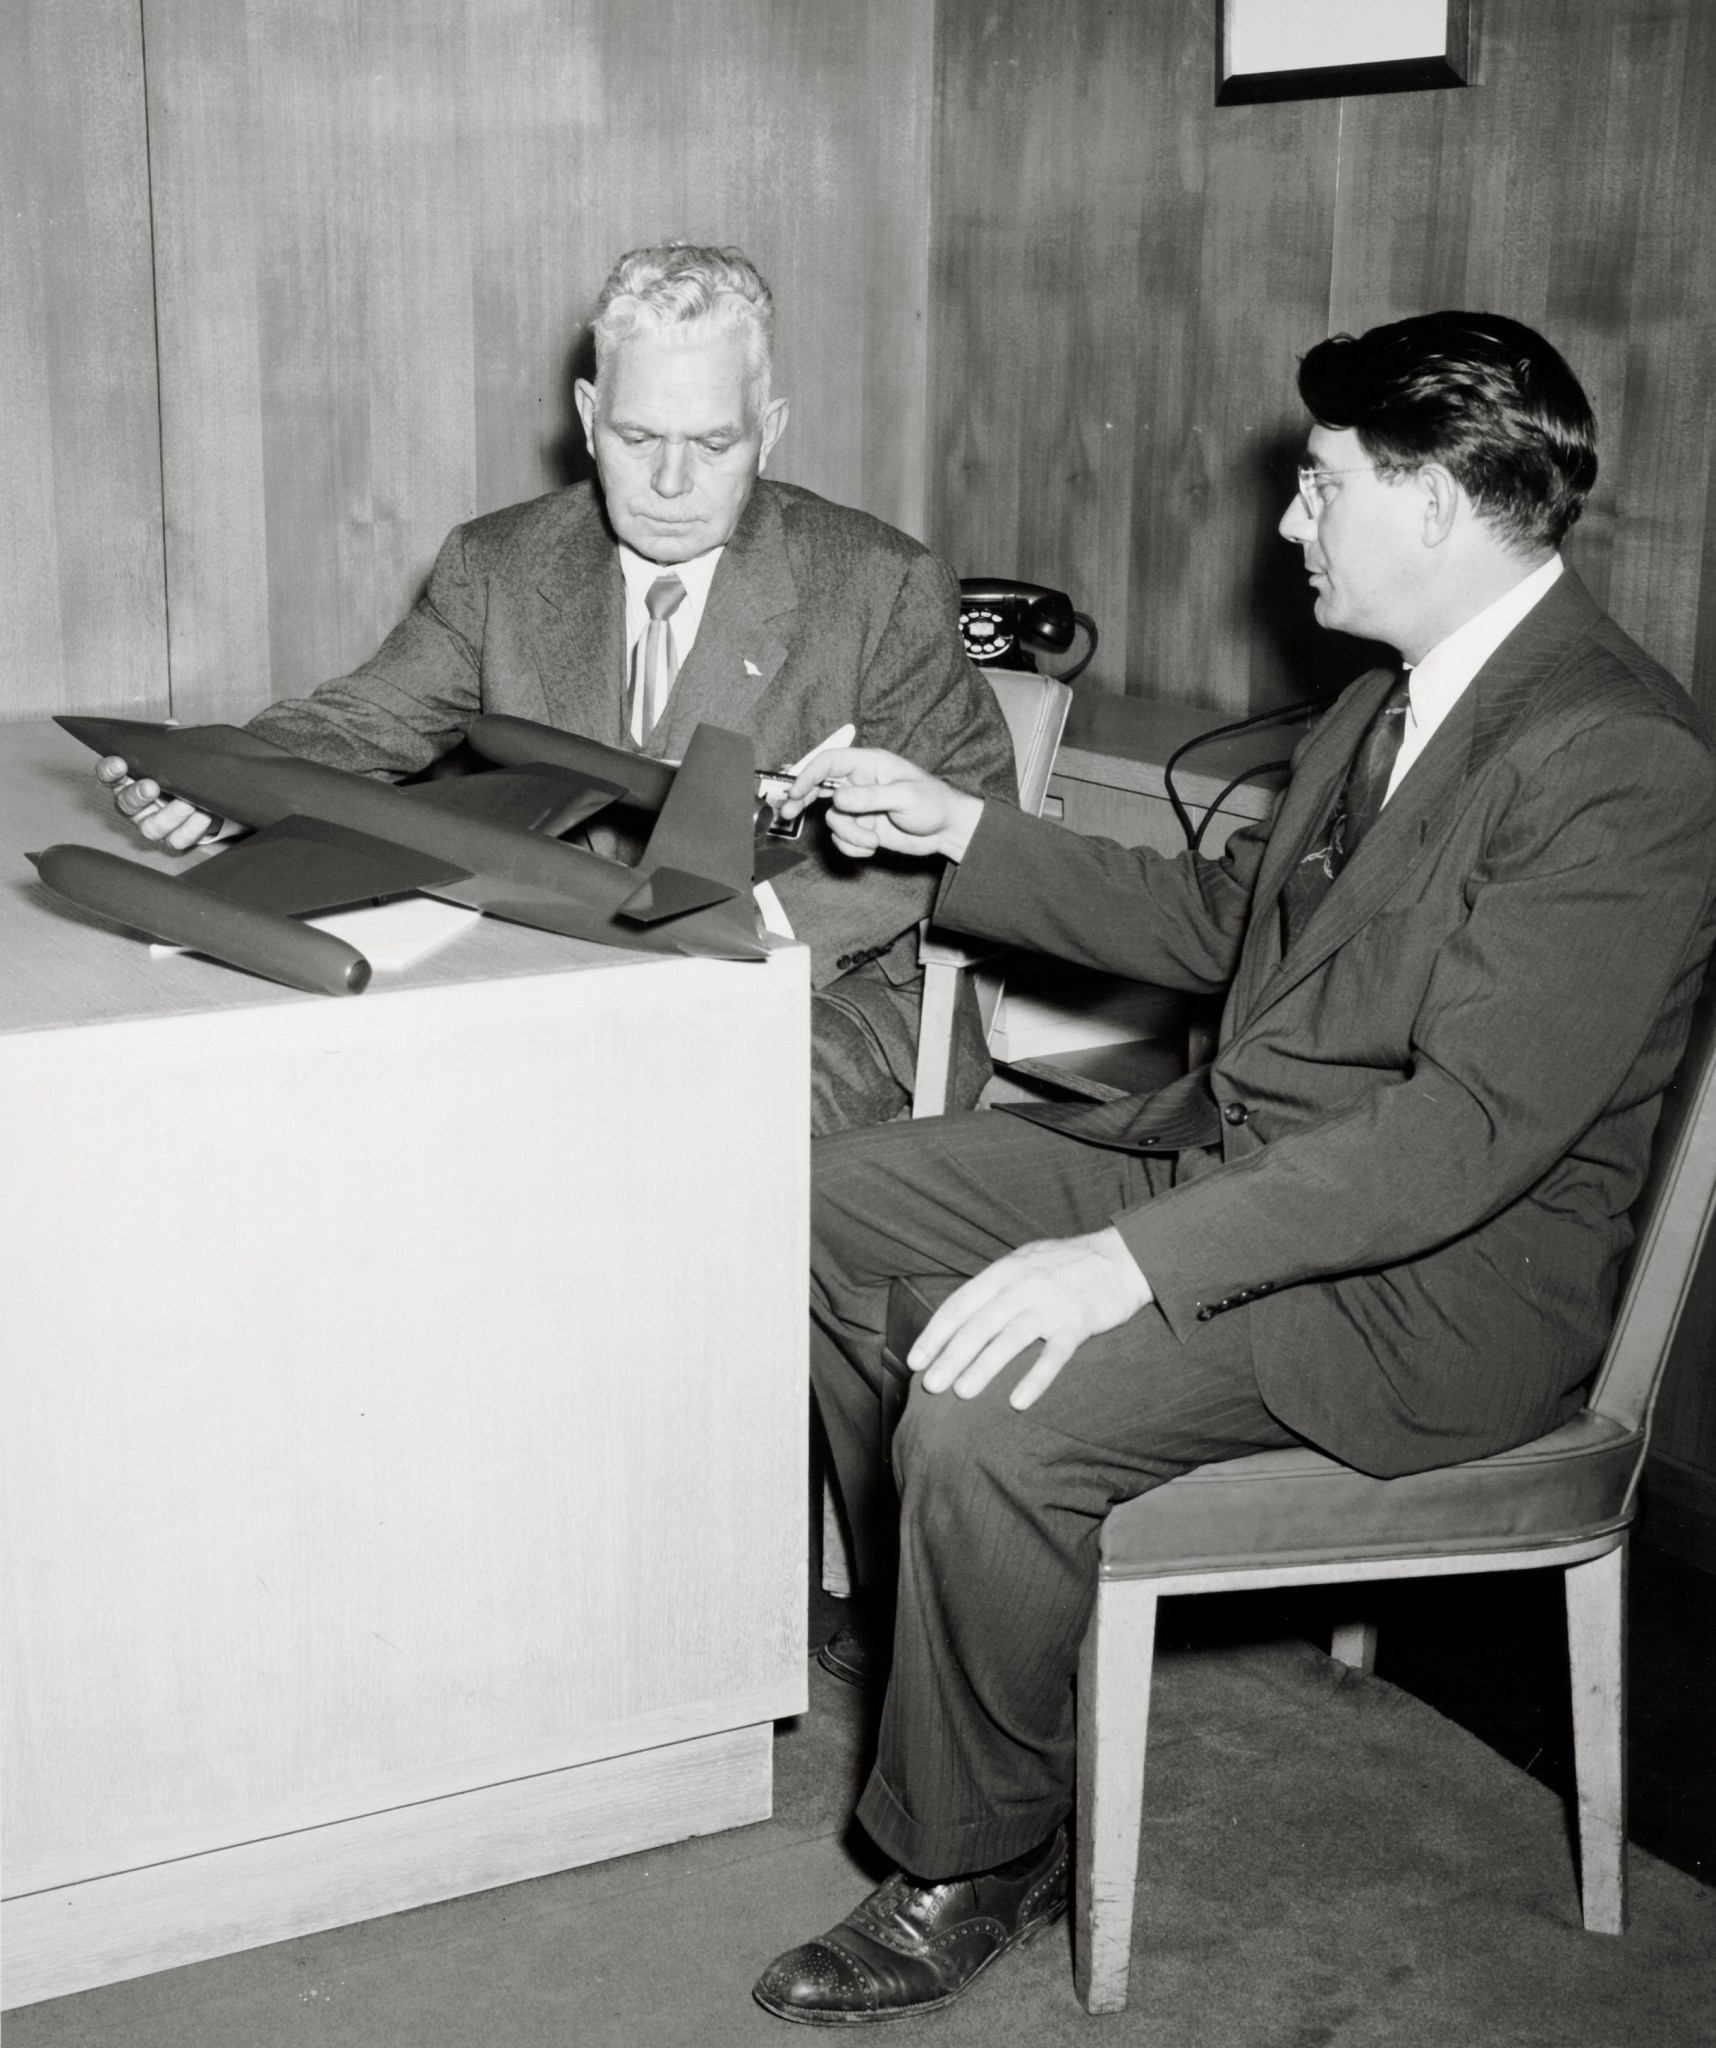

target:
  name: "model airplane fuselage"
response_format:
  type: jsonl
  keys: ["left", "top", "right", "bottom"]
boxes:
{"left": 32, "top": 714, "right": 791, "bottom": 996}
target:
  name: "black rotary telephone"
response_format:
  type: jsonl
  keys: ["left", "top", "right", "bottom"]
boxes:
{"left": 958, "top": 579, "right": 1097, "bottom": 681}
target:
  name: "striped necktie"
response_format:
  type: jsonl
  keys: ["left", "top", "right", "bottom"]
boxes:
{"left": 1280, "top": 670, "right": 1412, "bottom": 948}
{"left": 633, "top": 572, "right": 687, "bottom": 744}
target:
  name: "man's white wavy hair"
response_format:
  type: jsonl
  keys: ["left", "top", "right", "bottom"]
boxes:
{"left": 592, "top": 245, "right": 775, "bottom": 412}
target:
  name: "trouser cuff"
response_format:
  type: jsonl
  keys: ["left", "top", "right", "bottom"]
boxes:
{"left": 856, "top": 1762, "right": 1070, "bottom": 1883}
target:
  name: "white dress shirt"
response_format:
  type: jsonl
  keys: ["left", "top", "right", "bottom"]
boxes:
{"left": 1384, "top": 554, "right": 1564, "bottom": 804}
{"left": 618, "top": 542, "right": 724, "bottom": 742}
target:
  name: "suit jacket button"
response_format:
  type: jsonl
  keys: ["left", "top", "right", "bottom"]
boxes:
{"left": 1223, "top": 1102, "right": 1249, "bottom": 1126}
{"left": 1195, "top": 1305, "right": 1214, "bottom": 1322}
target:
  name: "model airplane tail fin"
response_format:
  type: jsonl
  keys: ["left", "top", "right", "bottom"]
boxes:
{"left": 632, "top": 724, "right": 756, "bottom": 889}
{"left": 617, "top": 865, "right": 740, "bottom": 924}
{"left": 614, "top": 723, "right": 781, "bottom": 954}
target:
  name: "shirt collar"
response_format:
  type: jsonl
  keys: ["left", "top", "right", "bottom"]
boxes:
{"left": 617, "top": 540, "right": 724, "bottom": 614}
{"left": 1404, "top": 554, "right": 1564, "bottom": 730}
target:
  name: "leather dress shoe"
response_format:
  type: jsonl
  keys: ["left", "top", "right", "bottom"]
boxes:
{"left": 752, "top": 1825, "right": 1068, "bottom": 2024}
{"left": 815, "top": 1598, "right": 892, "bottom": 1689}
{"left": 815, "top": 1619, "right": 874, "bottom": 1688}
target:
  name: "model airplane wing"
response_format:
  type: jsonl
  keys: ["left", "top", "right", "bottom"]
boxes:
{"left": 465, "top": 715, "right": 677, "bottom": 812}
{"left": 398, "top": 763, "right": 627, "bottom": 837}
{"left": 176, "top": 816, "right": 471, "bottom": 918}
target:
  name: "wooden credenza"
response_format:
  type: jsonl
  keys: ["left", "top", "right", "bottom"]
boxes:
{"left": 1045, "top": 685, "right": 1312, "bottom": 857}
{"left": 0, "top": 721, "right": 810, "bottom": 2006}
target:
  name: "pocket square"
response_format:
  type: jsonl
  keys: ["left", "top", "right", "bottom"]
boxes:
{"left": 744, "top": 659, "right": 762, "bottom": 676}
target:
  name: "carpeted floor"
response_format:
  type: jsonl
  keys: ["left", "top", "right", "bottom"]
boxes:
{"left": 9, "top": 1613, "right": 1714, "bottom": 2048}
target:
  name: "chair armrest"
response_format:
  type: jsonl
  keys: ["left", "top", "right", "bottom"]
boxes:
{"left": 912, "top": 920, "right": 1007, "bottom": 1118}
{"left": 912, "top": 952, "right": 962, "bottom": 1119}
{"left": 917, "top": 923, "right": 1000, "bottom": 973}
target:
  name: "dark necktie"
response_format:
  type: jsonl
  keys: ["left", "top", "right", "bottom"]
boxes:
{"left": 633, "top": 572, "right": 687, "bottom": 744}
{"left": 1280, "top": 670, "right": 1412, "bottom": 949}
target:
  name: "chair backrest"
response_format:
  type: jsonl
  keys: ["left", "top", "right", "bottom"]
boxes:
{"left": 981, "top": 667, "right": 1074, "bottom": 818}
{"left": 1589, "top": 964, "right": 1716, "bottom": 1442}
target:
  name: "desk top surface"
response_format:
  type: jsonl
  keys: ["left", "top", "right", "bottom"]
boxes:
{"left": 1, "top": 719, "right": 773, "bottom": 1038}
{"left": 1054, "top": 686, "right": 1321, "bottom": 815}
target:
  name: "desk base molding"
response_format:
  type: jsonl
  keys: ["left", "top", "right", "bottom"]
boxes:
{"left": 2, "top": 1719, "right": 772, "bottom": 2009}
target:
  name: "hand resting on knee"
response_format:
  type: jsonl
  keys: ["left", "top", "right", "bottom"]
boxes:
{"left": 907, "top": 1228, "right": 1154, "bottom": 1411}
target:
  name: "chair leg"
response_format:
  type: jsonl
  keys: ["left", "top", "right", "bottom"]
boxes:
{"left": 1565, "top": 1540, "right": 1627, "bottom": 1934}
{"left": 1330, "top": 1620, "right": 1377, "bottom": 1673}
{"left": 820, "top": 1473, "right": 853, "bottom": 1600}
{"left": 1075, "top": 1580, "right": 1159, "bottom": 2015}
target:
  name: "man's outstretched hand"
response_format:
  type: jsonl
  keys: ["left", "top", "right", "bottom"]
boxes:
{"left": 784, "top": 747, "right": 985, "bottom": 864}
{"left": 907, "top": 1228, "right": 1154, "bottom": 1411}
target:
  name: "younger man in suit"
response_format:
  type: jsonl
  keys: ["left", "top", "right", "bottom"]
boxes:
{"left": 751, "top": 313, "right": 1716, "bottom": 2022}
{"left": 99, "top": 244, "right": 1016, "bottom": 1132}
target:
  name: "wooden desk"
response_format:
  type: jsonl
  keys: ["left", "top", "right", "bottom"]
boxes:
{"left": 0, "top": 721, "right": 810, "bottom": 2006}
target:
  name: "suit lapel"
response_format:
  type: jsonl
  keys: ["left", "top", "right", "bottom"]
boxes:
{"left": 532, "top": 496, "right": 629, "bottom": 747}
{"left": 1248, "top": 668, "right": 1396, "bottom": 917}
{"left": 1223, "top": 667, "right": 1394, "bottom": 1029}
{"left": 649, "top": 484, "right": 795, "bottom": 763}
{"left": 1236, "top": 567, "right": 1603, "bottom": 1031}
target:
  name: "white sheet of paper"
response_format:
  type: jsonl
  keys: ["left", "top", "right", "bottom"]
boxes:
{"left": 150, "top": 894, "right": 481, "bottom": 973}
{"left": 753, "top": 880, "right": 794, "bottom": 940}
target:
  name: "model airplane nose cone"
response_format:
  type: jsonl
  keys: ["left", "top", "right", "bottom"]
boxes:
{"left": 55, "top": 714, "right": 172, "bottom": 757}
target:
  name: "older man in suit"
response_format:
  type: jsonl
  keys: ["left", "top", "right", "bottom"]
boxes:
{"left": 100, "top": 244, "right": 1016, "bottom": 1132}
{"left": 752, "top": 312, "right": 1716, "bottom": 2023}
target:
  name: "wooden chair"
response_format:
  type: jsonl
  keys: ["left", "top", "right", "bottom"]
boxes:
{"left": 1072, "top": 969, "right": 1716, "bottom": 2011}
{"left": 910, "top": 668, "right": 1072, "bottom": 1119}
{"left": 910, "top": 672, "right": 1226, "bottom": 1119}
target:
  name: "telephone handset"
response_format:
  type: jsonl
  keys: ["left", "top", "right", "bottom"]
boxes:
{"left": 958, "top": 579, "right": 1097, "bottom": 681}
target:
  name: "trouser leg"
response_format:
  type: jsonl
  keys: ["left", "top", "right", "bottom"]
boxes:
{"left": 809, "top": 1110, "right": 1298, "bottom": 1879}
{"left": 809, "top": 964, "right": 990, "bottom": 1136}
{"left": 858, "top": 1308, "right": 1295, "bottom": 1876}
{"left": 811, "top": 1110, "right": 1159, "bottom": 1587}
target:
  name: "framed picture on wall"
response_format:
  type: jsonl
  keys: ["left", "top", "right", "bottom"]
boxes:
{"left": 1218, "top": 0, "right": 1475, "bottom": 106}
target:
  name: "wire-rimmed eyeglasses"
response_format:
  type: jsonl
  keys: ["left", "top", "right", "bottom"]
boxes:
{"left": 1294, "top": 463, "right": 1375, "bottom": 518}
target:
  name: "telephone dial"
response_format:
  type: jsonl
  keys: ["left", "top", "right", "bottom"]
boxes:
{"left": 958, "top": 579, "right": 1097, "bottom": 681}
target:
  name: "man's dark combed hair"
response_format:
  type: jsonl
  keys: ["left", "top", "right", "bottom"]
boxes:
{"left": 1297, "top": 312, "right": 1599, "bottom": 551}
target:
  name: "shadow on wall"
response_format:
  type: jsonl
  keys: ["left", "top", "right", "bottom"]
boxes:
{"left": 546, "top": 325, "right": 601, "bottom": 491}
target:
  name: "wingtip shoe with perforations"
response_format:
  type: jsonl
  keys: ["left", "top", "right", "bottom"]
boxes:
{"left": 752, "top": 1825, "right": 1068, "bottom": 2024}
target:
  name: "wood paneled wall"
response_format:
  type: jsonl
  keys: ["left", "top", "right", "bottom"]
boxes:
{"left": 11, "top": 1, "right": 1713, "bottom": 725}
{"left": 3, "top": 0, "right": 933, "bottom": 725}
{"left": 0, "top": 2, "right": 167, "bottom": 717}
{"left": 928, "top": 0, "right": 1716, "bottom": 723}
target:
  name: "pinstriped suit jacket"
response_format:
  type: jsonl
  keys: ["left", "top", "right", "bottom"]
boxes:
{"left": 939, "top": 570, "right": 1716, "bottom": 1476}
{"left": 249, "top": 478, "right": 1016, "bottom": 993}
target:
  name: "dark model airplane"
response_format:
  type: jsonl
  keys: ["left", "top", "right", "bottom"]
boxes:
{"left": 31, "top": 714, "right": 804, "bottom": 996}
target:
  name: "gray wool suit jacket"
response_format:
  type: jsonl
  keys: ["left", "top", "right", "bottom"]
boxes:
{"left": 250, "top": 478, "right": 1017, "bottom": 995}
{"left": 938, "top": 568, "right": 1716, "bottom": 1478}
